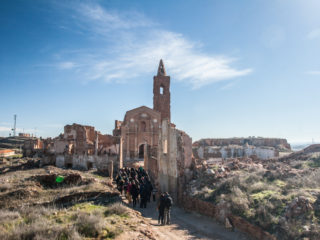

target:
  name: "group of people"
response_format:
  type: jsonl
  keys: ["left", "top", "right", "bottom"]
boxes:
{"left": 115, "top": 167, "right": 155, "bottom": 208}
{"left": 115, "top": 167, "right": 173, "bottom": 225}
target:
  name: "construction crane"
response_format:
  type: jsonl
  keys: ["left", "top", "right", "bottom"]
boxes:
{"left": 11, "top": 114, "right": 17, "bottom": 137}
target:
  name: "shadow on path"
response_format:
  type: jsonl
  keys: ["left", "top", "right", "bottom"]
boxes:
{"left": 124, "top": 196, "right": 251, "bottom": 240}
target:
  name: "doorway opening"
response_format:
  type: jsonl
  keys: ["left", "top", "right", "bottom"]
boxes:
{"left": 139, "top": 144, "right": 145, "bottom": 159}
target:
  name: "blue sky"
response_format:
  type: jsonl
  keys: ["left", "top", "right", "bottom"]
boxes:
{"left": 0, "top": 0, "right": 319, "bottom": 144}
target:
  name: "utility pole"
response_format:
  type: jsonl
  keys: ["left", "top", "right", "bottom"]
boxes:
{"left": 12, "top": 114, "right": 17, "bottom": 137}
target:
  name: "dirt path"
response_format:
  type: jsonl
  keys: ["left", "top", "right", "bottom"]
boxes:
{"left": 126, "top": 199, "right": 250, "bottom": 240}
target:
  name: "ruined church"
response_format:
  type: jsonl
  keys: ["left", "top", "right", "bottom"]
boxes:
{"left": 24, "top": 60, "right": 193, "bottom": 201}
{"left": 115, "top": 60, "right": 193, "bottom": 199}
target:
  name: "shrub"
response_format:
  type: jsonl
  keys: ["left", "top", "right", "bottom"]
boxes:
{"left": 227, "top": 187, "right": 251, "bottom": 218}
{"left": 75, "top": 212, "right": 105, "bottom": 237}
{"left": 308, "top": 157, "right": 320, "bottom": 168}
{"left": 3, "top": 218, "right": 80, "bottom": 240}
{"left": 104, "top": 203, "right": 129, "bottom": 217}
{"left": 0, "top": 210, "right": 20, "bottom": 223}
{"left": 19, "top": 206, "right": 56, "bottom": 224}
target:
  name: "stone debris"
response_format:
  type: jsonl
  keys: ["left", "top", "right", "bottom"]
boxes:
{"left": 285, "top": 196, "right": 313, "bottom": 219}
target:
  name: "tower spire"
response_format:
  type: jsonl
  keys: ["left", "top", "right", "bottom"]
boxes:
{"left": 154, "top": 59, "right": 171, "bottom": 122}
{"left": 157, "top": 59, "right": 166, "bottom": 76}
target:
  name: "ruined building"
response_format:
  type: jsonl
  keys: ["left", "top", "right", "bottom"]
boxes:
{"left": 23, "top": 124, "right": 118, "bottom": 174}
{"left": 193, "top": 137, "right": 291, "bottom": 161}
{"left": 115, "top": 60, "right": 193, "bottom": 200}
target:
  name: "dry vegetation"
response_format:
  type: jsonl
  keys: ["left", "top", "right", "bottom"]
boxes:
{"left": 190, "top": 150, "right": 320, "bottom": 240}
{"left": 0, "top": 158, "right": 156, "bottom": 240}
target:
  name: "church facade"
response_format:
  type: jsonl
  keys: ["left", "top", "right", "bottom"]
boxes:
{"left": 114, "top": 60, "right": 193, "bottom": 199}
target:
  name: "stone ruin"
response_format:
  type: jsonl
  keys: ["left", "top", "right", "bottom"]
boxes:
{"left": 114, "top": 59, "right": 193, "bottom": 201}
{"left": 193, "top": 137, "right": 291, "bottom": 163}
{"left": 23, "top": 60, "right": 194, "bottom": 200}
{"left": 24, "top": 123, "right": 119, "bottom": 176}
{"left": 22, "top": 60, "right": 293, "bottom": 204}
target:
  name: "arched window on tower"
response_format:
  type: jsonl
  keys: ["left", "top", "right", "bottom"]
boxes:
{"left": 141, "top": 121, "right": 146, "bottom": 132}
{"left": 160, "top": 86, "right": 164, "bottom": 95}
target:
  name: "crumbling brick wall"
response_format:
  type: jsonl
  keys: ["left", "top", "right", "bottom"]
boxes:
{"left": 194, "top": 138, "right": 291, "bottom": 151}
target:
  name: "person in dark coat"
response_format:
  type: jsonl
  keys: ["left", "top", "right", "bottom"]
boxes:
{"left": 145, "top": 179, "right": 153, "bottom": 202}
{"left": 164, "top": 192, "right": 173, "bottom": 224}
{"left": 130, "top": 181, "right": 139, "bottom": 208}
{"left": 118, "top": 179, "right": 124, "bottom": 195}
{"left": 139, "top": 183, "right": 148, "bottom": 208}
{"left": 158, "top": 193, "right": 166, "bottom": 225}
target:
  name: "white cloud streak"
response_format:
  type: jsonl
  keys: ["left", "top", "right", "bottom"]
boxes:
{"left": 307, "top": 28, "right": 320, "bottom": 40}
{"left": 56, "top": 3, "right": 252, "bottom": 89}
{"left": 0, "top": 126, "right": 11, "bottom": 132}
{"left": 306, "top": 70, "right": 320, "bottom": 75}
{"left": 58, "top": 61, "right": 75, "bottom": 70}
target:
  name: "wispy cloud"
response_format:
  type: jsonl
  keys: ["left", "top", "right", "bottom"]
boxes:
{"left": 58, "top": 61, "right": 76, "bottom": 70}
{"left": 0, "top": 126, "right": 37, "bottom": 133}
{"left": 306, "top": 70, "right": 320, "bottom": 75}
{"left": 55, "top": 3, "right": 252, "bottom": 89}
{"left": 77, "top": 4, "right": 154, "bottom": 33}
{"left": 220, "top": 81, "right": 237, "bottom": 91}
{"left": 0, "top": 126, "right": 11, "bottom": 132}
{"left": 307, "top": 28, "right": 320, "bottom": 40}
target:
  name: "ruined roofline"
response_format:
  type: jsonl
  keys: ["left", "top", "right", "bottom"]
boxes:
{"left": 123, "top": 105, "right": 161, "bottom": 119}
{"left": 65, "top": 123, "right": 95, "bottom": 129}
{"left": 195, "top": 137, "right": 290, "bottom": 141}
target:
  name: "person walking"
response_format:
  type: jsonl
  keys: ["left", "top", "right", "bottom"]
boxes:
{"left": 164, "top": 192, "right": 173, "bottom": 225}
{"left": 146, "top": 179, "right": 153, "bottom": 202}
{"left": 157, "top": 193, "right": 166, "bottom": 225}
{"left": 139, "top": 182, "right": 147, "bottom": 208}
{"left": 126, "top": 180, "right": 132, "bottom": 203}
{"left": 130, "top": 181, "right": 139, "bottom": 208}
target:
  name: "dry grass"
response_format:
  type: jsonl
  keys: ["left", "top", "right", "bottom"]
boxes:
{"left": 0, "top": 159, "right": 152, "bottom": 240}
{"left": 104, "top": 203, "right": 129, "bottom": 217}
{"left": 75, "top": 211, "right": 105, "bottom": 237}
{"left": 0, "top": 210, "right": 20, "bottom": 222}
{"left": 2, "top": 218, "right": 81, "bottom": 240}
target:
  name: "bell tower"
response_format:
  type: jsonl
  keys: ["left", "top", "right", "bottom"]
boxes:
{"left": 153, "top": 59, "right": 171, "bottom": 122}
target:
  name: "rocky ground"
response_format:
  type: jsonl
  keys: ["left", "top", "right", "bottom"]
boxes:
{"left": 0, "top": 157, "right": 159, "bottom": 239}
{"left": 189, "top": 144, "right": 320, "bottom": 240}
{"left": 0, "top": 157, "right": 250, "bottom": 240}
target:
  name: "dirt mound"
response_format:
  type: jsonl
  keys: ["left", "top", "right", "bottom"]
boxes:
{"left": 32, "top": 172, "right": 88, "bottom": 188}
{"left": 303, "top": 144, "right": 320, "bottom": 154}
{"left": 280, "top": 144, "right": 320, "bottom": 162}
{"left": 51, "top": 191, "right": 121, "bottom": 206}
{"left": 0, "top": 186, "right": 41, "bottom": 208}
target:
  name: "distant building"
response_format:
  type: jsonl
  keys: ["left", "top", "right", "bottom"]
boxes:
{"left": 19, "top": 133, "right": 31, "bottom": 137}
{"left": 0, "top": 149, "right": 15, "bottom": 157}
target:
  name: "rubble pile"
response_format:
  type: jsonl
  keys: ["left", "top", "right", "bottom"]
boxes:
{"left": 285, "top": 196, "right": 313, "bottom": 219}
{"left": 187, "top": 144, "right": 320, "bottom": 240}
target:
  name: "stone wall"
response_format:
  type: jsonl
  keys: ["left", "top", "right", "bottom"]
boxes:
{"left": 181, "top": 195, "right": 276, "bottom": 240}
{"left": 157, "top": 119, "right": 193, "bottom": 200}
{"left": 55, "top": 154, "right": 115, "bottom": 176}
{"left": 194, "top": 145, "right": 278, "bottom": 160}
{"left": 194, "top": 138, "right": 291, "bottom": 150}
